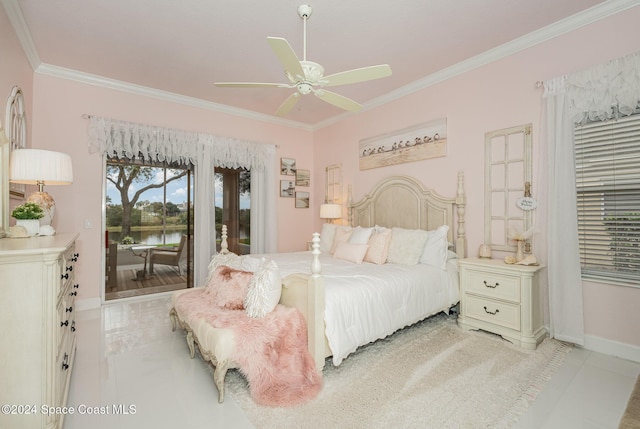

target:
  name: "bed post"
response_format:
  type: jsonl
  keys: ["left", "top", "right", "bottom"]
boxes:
{"left": 220, "top": 225, "right": 229, "bottom": 255}
{"left": 456, "top": 171, "right": 467, "bottom": 258}
{"left": 308, "top": 232, "right": 325, "bottom": 371}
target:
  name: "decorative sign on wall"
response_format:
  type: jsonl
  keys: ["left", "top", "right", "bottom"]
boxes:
{"left": 358, "top": 118, "right": 447, "bottom": 170}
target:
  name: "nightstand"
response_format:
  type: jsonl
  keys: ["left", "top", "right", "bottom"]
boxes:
{"left": 457, "top": 258, "right": 546, "bottom": 349}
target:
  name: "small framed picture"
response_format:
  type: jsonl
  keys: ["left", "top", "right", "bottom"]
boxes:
{"left": 281, "top": 157, "right": 296, "bottom": 176}
{"left": 280, "top": 180, "right": 295, "bottom": 198}
{"left": 296, "top": 169, "right": 310, "bottom": 187}
{"left": 295, "top": 191, "right": 310, "bottom": 208}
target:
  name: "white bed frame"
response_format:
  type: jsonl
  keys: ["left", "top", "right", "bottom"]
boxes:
{"left": 222, "top": 172, "right": 467, "bottom": 372}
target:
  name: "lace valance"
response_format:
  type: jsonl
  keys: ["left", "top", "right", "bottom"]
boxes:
{"left": 544, "top": 51, "right": 640, "bottom": 123}
{"left": 88, "top": 116, "right": 275, "bottom": 171}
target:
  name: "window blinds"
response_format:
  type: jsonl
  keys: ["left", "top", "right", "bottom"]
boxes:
{"left": 574, "top": 113, "right": 640, "bottom": 284}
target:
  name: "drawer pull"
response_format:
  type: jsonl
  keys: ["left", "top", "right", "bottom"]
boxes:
{"left": 60, "top": 273, "right": 69, "bottom": 280}
{"left": 73, "top": 284, "right": 79, "bottom": 289}
{"left": 61, "top": 353, "right": 69, "bottom": 371}
{"left": 70, "top": 291, "right": 77, "bottom": 297}
{"left": 483, "top": 280, "right": 499, "bottom": 289}
{"left": 72, "top": 253, "right": 79, "bottom": 261}
{"left": 66, "top": 266, "right": 73, "bottom": 272}
{"left": 66, "top": 306, "right": 73, "bottom": 313}
{"left": 483, "top": 306, "right": 500, "bottom": 315}
{"left": 60, "top": 320, "right": 68, "bottom": 327}
{"left": 71, "top": 321, "right": 76, "bottom": 332}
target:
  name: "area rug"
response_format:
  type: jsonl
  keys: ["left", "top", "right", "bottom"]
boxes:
{"left": 226, "top": 314, "right": 571, "bottom": 429}
{"left": 619, "top": 374, "right": 640, "bottom": 429}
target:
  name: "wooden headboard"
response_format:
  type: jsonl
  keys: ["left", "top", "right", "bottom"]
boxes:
{"left": 347, "top": 172, "right": 466, "bottom": 258}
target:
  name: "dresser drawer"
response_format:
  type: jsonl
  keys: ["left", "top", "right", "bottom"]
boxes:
{"left": 464, "top": 295, "right": 521, "bottom": 331}
{"left": 464, "top": 269, "right": 521, "bottom": 303}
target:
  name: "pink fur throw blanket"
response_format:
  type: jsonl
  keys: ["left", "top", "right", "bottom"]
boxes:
{"left": 175, "top": 289, "right": 322, "bottom": 406}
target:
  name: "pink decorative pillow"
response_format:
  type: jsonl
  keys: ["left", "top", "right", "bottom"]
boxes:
{"left": 364, "top": 229, "right": 392, "bottom": 264}
{"left": 203, "top": 265, "right": 254, "bottom": 310}
{"left": 331, "top": 227, "right": 352, "bottom": 254}
{"left": 333, "top": 242, "right": 369, "bottom": 264}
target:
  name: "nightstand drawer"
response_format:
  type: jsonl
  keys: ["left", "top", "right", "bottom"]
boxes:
{"left": 464, "top": 295, "right": 521, "bottom": 331}
{"left": 464, "top": 270, "right": 521, "bottom": 303}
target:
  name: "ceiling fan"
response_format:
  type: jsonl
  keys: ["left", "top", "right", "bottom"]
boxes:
{"left": 214, "top": 4, "right": 392, "bottom": 117}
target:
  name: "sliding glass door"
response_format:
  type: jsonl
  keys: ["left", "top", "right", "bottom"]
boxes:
{"left": 104, "top": 157, "right": 194, "bottom": 300}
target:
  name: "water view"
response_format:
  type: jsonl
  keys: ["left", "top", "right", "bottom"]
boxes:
{"left": 107, "top": 230, "right": 185, "bottom": 246}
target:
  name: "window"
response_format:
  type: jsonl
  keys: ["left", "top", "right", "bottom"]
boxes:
{"left": 574, "top": 113, "right": 640, "bottom": 285}
{"left": 215, "top": 167, "right": 250, "bottom": 255}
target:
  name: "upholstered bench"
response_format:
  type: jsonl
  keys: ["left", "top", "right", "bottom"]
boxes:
{"left": 169, "top": 248, "right": 322, "bottom": 406}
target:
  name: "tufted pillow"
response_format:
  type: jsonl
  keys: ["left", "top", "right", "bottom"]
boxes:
{"left": 364, "top": 229, "right": 392, "bottom": 264}
{"left": 203, "top": 265, "right": 254, "bottom": 310}
{"left": 244, "top": 258, "right": 282, "bottom": 318}
{"left": 387, "top": 227, "right": 429, "bottom": 265}
{"left": 420, "top": 225, "right": 450, "bottom": 269}
{"left": 331, "top": 227, "right": 352, "bottom": 254}
{"left": 333, "top": 242, "right": 369, "bottom": 264}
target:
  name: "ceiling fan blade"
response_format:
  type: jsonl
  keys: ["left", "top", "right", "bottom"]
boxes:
{"left": 214, "top": 82, "right": 287, "bottom": 88}
{"left": 323, "top": 64, "right": 392, "bottom": 87}
{"left": 276, "top": 92, "right": 301, "bottom": 117}
{"left": 267, "top": 37, "right": 305, "bottom": 81}
{"left": 315, "top": 90, "right": 362, "bottom": 112}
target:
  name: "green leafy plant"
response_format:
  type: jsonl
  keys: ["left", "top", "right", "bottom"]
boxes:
{"left": 11, "top": 202, "right": 44, "bottom": 220}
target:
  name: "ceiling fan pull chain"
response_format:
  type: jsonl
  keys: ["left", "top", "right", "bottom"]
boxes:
{"left": 302, "top": 13, "right": 307, "bottom": 62}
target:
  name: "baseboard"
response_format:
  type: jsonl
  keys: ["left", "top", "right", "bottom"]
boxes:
{"left": 584, "top": 334, "right": 640, "bottom": 363}
{"left": 75, "top": 297, "right": 101, "bottom": 312}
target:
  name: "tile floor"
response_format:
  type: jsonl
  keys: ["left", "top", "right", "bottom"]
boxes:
{"left": 64, "top": 294, "right": 639, "bottom": 429}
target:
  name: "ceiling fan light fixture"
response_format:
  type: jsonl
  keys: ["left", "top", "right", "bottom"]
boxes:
{"left": 297, "top": 82, "right": 313, "bottom": 95}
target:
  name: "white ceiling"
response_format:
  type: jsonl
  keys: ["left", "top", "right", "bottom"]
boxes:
{"left": 5, "top": 0, "right": 623, "bottom": 128}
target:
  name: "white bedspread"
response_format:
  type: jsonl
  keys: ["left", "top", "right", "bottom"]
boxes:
{"left": 260, "top": 252, "right": 460, "bottom": 366}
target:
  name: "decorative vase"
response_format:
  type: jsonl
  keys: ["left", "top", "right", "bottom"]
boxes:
{"left": 16, "top": 219, "right": 40, "bottom": 236}
{"left": 515, "top": 239, "right": 524, "bottom": 262}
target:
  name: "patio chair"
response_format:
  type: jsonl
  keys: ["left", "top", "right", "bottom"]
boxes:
{"left": 149, "top": 235, "right": 187, "bottom": 276}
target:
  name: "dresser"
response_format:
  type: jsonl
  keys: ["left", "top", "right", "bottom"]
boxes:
{"left": 0, "top": 233, "right": 79, "bottom": 429}
{"left": 457, "top": 258, "right": 545, "bottom": 349}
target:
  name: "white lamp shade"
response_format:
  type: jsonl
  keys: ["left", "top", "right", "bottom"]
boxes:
{"left": 9, "top": 149, "right": 73, "bottom": 185}
{"left": 320, "top": 203, "right": 342, "bottom": 219}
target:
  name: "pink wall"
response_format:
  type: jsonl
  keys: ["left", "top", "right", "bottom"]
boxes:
{"left": 313, "top": 7, "right": 640, "bottom": 349}
{"left": 29, "top": 75, "right": 314, "bottom": 305}
{"left": 0, "top": 4, "right": 33, "bottom": 208}
{"left": 4, "top": 5, "right": 640, "bottom": 351}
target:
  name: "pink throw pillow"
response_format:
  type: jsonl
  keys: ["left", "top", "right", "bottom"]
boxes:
{"left": 364, "top": 229, "right": 392, "bottom": 264}
{"left": 204, "top": 265, "right": 254, "bottom": 310}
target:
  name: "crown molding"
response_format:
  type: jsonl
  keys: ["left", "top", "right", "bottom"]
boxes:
{"left": 314, "top": 0, "right": 640, "bottom": 130}
{"left": 5, "top": 0, "right": 637, "bottom": 131}
{"left": 35, "top": 64, "right": 313, "bottom": 131}
{"left": 1, "top": 0, "right": 40, "bottom": 71}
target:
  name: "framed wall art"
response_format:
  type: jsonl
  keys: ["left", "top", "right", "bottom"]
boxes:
{"left": 280, "top": 157, "right": 296, "bottom": 176}
{"left": 359, "top": 118, "right": 447, "bottom": 170}
{"left": 295, "top": 191, "right": 309, "bottom": 208}
{"left": 280, "top": 180, "right": 295, "bottom": 198}
{"left": 296, "top": 169, "right": 310, "bottom": 186}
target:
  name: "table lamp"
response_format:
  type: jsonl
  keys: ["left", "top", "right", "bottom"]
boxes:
{"left": 320, "top": 203, "right": 341, "bottom": 224}
{"left": 10, "top": 149, "right": 73, "bottom": 234}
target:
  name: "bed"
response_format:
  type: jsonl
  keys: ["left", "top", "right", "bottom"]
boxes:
{"left": 255, "top": 172, "right": 467, "bottom": 370}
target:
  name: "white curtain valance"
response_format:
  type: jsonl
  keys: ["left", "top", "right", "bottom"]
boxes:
{"left": 544, "top": 51, "right": 640, "bottom": 123}
{"left": 88, "top": 116, "right": 274, "bottom": 171}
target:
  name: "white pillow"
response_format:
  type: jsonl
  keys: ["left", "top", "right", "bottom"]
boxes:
{"left": 387, "top": 227, "right": 429, "bottom": 265}
{"left": 333, "top": 242, "right": 369, "bottom": 264}
{"left": 331, "top": 227, "right": 352, "bottom": 254}
{"left": 420, "top": 225, "right": 450, "bottom": 269}
{"left": 205, "top": 252, "right": 242, "bottom": 285}
{"left": 363, "top": 229, "right": 392, "bottom": 264}
{"left": 319, "top": 223, "right": 337, "bottom": 254}
{"left": 243, "top": 258, "right": 282, "bottom": 318}
{"left": 348, "top": 226, "right": 374, "bottom": 244}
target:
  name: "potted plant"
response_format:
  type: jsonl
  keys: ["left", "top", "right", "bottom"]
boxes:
{"left": 11, "top": 202, "right": 44, "bottom": 236}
